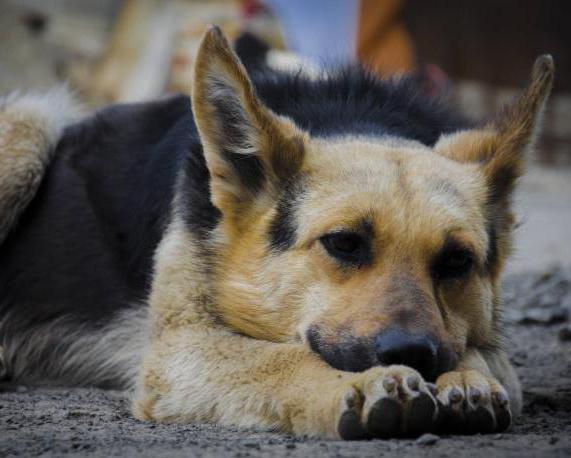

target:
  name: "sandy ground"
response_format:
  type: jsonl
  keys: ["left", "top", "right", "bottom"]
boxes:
{"left": 1, "top": 268, "right": 570, "bottom": 458}
{"left": 510, "top": 166, "right": 571, "bottom": 273}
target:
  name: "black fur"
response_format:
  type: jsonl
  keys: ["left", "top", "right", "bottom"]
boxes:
{"left": 177, "top": 143, "right": 221, "bottom": 239}
{"left": 234, "top": 32, "right": 270, "bottom": 74}
{"left": 211, "top": 100, "right": 267, "bottom": 194}
{"left": 253, "top": 67, "right": 468, "bottom": 142}
{"left": 0, "top": 95, "right": 193, "bottom": 332}
{"left": 485, "top": 223, "right": 499, "bottom": 272}
{"left": 268, "top": 175, "right": 306, "bottom": 251}
{"left": 0, "top": 62, "right": 468, "bottom": 346}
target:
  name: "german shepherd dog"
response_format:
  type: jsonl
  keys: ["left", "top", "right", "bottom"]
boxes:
{"left": 0, "top": 27, "right": 554, "bottom": 439}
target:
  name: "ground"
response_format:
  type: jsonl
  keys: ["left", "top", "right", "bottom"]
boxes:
{"left": 1, "top": 268, "right": 570, "bottom": 458}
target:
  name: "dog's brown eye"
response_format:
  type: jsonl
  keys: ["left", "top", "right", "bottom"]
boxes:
{"left": 432, "top": 248, "right": 474, "bottom": 280}
{"left": 320, "top": 232, "right": 371, "bottom": 266}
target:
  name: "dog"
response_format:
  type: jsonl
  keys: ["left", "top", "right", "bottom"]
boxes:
{"left": 0, "top": 27, "right": 554, "bottom": 439}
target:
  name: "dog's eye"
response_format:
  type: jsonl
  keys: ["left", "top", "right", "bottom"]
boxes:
{"left": 320, "top": 232, "right": 370, "bottom": 266}
{"left": 432, "top": 248, "right": 474, "bottom": 280}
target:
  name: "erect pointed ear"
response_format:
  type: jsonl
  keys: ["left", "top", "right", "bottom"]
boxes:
{"left": 435, "top": 55, "right": 554, "bottom": 202}
{"left": 191, "top": 26, "right": 306, "bottom": 218}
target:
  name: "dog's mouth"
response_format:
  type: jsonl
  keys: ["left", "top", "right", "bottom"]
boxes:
{"left": 306, "top": 325, "right": 458, "bottom": 382}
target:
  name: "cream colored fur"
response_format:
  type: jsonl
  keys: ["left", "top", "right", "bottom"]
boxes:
{"left": 0, "top": 306, "right": 148, "bottom": 388}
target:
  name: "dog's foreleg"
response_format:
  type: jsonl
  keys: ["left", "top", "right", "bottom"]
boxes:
{"left": 133, "top": 325, "right": 441, "bottom": 439}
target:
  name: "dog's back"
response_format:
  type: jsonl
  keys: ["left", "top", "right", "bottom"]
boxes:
{"left": 0, "top": 94, "right": 195, "bottom": 385}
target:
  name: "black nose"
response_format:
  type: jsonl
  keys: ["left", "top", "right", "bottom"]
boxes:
{"left": 375, "top": 329, "right": 439, "bottom": 380}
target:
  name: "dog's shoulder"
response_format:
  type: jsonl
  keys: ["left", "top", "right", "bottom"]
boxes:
{"left": 60, "top": 93, "right": 197, "bottom": 278}
{"left": 59, "top": 93, "right": 193, "bottom": 165}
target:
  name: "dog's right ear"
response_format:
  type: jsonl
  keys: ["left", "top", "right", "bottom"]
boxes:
{"left": 435, "top": 55, "right": 554, "bottom": 204}
{"left": 192, "top": 26, "right": 306, "bottom": 221}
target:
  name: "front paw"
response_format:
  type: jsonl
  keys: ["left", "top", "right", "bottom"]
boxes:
{"left": 436, "top": 370, "right": 511, "bottom": 434}
{"left": 336, "top": 365, "right": 439, "bottom": 439}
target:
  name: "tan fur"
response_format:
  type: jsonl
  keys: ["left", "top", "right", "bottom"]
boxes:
{"left": 134, "top": 28, "right": 553, "bottom": 438}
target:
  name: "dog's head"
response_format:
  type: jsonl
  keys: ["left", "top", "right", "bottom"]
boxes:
{"left": 191, "top": 27, "right": 553, "bottom": 381}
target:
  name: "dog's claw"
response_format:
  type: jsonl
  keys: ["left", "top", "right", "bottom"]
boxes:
{"left": 448, "top": 387, "right": 463, "bottom": 403}
{"left": 406, "top": 375, "right": 420, "bottom": 391}
{"left": 469, "top": 386, "right": 482, "bottom": 404}
{"left": 383, "top": 376, "right": 397, "bottom": 393}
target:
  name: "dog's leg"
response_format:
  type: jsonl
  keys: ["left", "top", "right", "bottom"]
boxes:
{"left": 435, "top": 347, "right": 520, "bottom": 433}
{"left": 0, "top": 87, "right": 81, "bottom": 245}
{"left": 134, "top": 326, "right": 440, "bottom": 439}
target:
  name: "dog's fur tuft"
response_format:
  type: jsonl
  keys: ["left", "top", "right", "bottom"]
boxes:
{"left": 0, "top": 85, "right": 83, "bottom": 244}
{"left": 0, "top": 307, "right": 148, "bottom": 387}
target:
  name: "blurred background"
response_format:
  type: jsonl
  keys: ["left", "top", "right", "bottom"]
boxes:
{"left": 0, "top": 0, "right": 570, "bottom": 272}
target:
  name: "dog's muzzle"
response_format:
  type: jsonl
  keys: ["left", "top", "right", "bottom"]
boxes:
{"left": 307, "top": 326, "right": 457, "bottom": 381}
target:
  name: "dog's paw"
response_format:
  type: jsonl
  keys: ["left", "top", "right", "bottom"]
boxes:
{"left": 336, "top": 365, "right": 439, "bottom": 439}
{"left": 435, "top": 369, "right": 511, "bottom": 434}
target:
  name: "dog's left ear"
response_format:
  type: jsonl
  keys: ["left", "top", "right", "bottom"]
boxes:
{"left": 192, "top": 26, "right": 306, "bottom": 219}
{"left": 436, "top": 55, "right": 554, "bottom": 203}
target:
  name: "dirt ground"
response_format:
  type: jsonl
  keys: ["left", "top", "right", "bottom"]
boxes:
{"left": 1, "top": 268, "right": 570, "bottom": 458}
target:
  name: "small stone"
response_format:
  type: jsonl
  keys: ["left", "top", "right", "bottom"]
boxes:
{"left": 559, "top": 324, "right": 571, "bottom": 341}
{"left": 519, "top": 307, "right": 568, "bottom": 325}
{"left": 416, "top": 433, "right": 440, "bottom": 446}
{"left": 16, "top": 385, "right": 27, "bottom": 393}
{"left": 285, "top": 443, "right": 296, "bottom": 449}
{"left": 549, "top": 436, "right": 560, "bottom": 445}
{"left": 243, "top": 442, "right": 260, "bottom": 449}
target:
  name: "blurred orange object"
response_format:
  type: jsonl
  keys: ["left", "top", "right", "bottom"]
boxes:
{"left": 357, "top": 0, "right": 415, "bottom": 75}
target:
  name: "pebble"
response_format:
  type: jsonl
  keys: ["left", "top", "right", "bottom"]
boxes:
{"left": 558, "top": 324, "right": 571, "bottom": 341}
{"left": 511, "top": 307, "right": 568, "bottom": 325}
{"left": 416, "top": 433, "right": 440, "bottom": 446}
{"left": 243, "top": 441, "right": 260, "bottom": 449}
